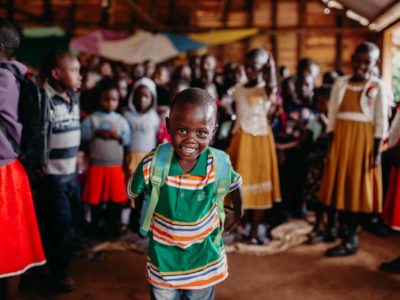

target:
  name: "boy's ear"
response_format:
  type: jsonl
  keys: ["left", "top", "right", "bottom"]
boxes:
{"left": 212, "top": 123, "right": 218, "bottom": 135}
{"left": 0, "top": 43, "right": 4, "bottom": 56}
{"left": 51, "top": 68, "right": 61, "bottom": 81}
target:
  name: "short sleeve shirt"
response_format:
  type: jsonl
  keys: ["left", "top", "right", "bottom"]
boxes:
{"left": 127, "top": 147, "right": 242, "bottom": 289}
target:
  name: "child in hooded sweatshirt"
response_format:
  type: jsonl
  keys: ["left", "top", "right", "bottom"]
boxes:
{"left": 124, "top": 77, "right": 160, "bottom": 176}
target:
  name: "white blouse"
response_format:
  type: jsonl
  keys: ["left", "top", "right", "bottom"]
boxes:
{"left": 232, "top": 82, "right": 273, "bottom": 136}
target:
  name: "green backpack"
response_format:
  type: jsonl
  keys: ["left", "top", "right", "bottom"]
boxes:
{"left": 139, "top": 143, "right": 232, "bottom": 244}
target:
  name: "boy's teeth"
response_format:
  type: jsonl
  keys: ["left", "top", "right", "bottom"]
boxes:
{"left": 182, "top": 147, "right": 196, "bottom": 154}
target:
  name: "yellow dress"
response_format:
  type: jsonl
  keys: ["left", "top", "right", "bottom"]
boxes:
{"left": 228, "top": 83, "right": 281, "bottom": 209}
{"left": 320, "top": 82, "right": 382, "bottom": 213}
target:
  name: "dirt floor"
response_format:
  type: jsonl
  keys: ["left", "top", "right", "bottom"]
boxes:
{"left": 19, "top": 231, "right": 400, "bottom": 300}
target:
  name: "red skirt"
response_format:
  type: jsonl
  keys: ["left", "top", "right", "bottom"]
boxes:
{"left": 82, "top": 165, "right": 127, "bottom": 205}
{"left": 382, "top": 167, "right": 400, "bottom": 230}
{"left": 0, "top": 160, "right": 46, "bottom": 278}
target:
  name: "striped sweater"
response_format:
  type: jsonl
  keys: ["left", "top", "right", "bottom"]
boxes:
{"left": 43, "top": 83, "right": 80, "bottom": 176}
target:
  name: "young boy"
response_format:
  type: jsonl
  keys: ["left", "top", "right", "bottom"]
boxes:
{"left": 127, "top": 88, "right": 243, "bottom": 300}
{"left": 37, "top": 50, "right": 82, "bottom": 292}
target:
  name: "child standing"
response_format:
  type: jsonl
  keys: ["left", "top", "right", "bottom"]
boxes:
{"left": 127, "top": 88, "right": 243, "bottom": 300}
{"left": 302, "top": 85, "right": 337, "bottom": 244}
{"left": 228, "top": 48, "right": 281, "bottom": 244}
{"left": 38, "top": 50, "right": 82, "bottom": 292}
{"left": 380, "top": 105, "right": 400, "bottom": 272}
{"left": 320, "top": 42, "right": 389, "bottom": 256}
{"left": 0, "top": 18, "right": 45, "bottom": 300}
{"left": 124, "top": 77, "right": 160, "bottom": 176}
{"left": 81, "top": 78, "right": 131, "bottom": 238}
{"left": 382, "top": 105, "right": 400, "bottom": 230}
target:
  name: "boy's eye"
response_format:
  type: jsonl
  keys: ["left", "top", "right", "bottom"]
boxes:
{"left": 177, "top": 128, "right": 187, "bottom": 134}
{"left": 197, "top": 130, "right": 209, "bottom": 138}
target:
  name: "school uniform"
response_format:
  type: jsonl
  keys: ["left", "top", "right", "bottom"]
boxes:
{"left": 127, "top": 148, "right": 242, "bottom": 290}
{"left": 320, "top": 76, "right": 389, "bottom": 213}
{"left": 228, "top": 82, "right": 281, "bottom": 209}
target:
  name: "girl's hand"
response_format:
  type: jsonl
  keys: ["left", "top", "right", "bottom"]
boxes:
{"left": 373, "top": 138, "right": 382, "bottom": 168}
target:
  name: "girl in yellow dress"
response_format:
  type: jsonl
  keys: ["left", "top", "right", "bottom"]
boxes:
{"left": 320, "top": 42, "right": 389, "bottom": 256}
{"left": 228, "top": 48, "right": 281, "bottom": 244}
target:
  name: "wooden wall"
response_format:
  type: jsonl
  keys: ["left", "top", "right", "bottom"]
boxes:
{"left": 0, "top": 0, "right": 380, "bottom": 76}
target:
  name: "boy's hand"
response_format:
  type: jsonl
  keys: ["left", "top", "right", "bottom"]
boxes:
{"left": 225, "top": 187, "right": 243, "bottom": 233}
{"left": 223, "top": 207, "right": 237, "bottom": 233}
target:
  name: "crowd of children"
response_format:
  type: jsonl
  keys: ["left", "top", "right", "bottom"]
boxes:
{"left": 1, "top": 16, "right": 400, "bottom": 300}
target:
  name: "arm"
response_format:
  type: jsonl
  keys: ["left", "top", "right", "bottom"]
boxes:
{"left": 372, "top": 82, "right": 389, "bottom": 166}
{"left": 326, "top": 79, "right": 340, "bottom": 137}
{"left": 81, "top": 117, "right": 93, "bottom": 141}
{"left": 224, "top": 186, "right": 244, "bottom": 232}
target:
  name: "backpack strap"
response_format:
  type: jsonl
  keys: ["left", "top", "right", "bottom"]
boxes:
{"left": 210, "top": 147, "right": 232, "bottom": 245}
{"left": 140, "top": 143, "right": 174, "bottom": 236}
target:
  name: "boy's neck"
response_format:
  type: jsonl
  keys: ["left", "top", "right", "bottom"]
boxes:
{"left": 46, "top": 81, "right": 72, "bottom": 104}
{"left": 177, "top": 157, "right": 198, "bottom": 174}
{"left": 48, "top": 79, "right": 68, "bottom": 94}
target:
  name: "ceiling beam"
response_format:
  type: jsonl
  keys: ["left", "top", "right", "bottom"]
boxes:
{"left": 222, "top": 0, "right": 232, "bottom": 28}
{"left": 43, "top": 0, "right": 53, "bottom": 23}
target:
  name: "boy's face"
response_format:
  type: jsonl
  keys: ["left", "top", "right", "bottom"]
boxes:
{"left": 167, "top": 102, "right": 216, "bottom": 164}
{"left": 100, "top": 89, "right": 119, "bottom": 113}
{"left": 351, "top": 51, "right": 377, "bottom": 81}
{"left": 53, "top": 56, "right": 82, "bottom": 92}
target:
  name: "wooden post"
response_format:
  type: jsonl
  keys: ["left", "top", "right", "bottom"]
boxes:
{"left": 382, "top": 21, "right": 400, "bottom": 91}
{"left": 246, "top": 0, "right": 255, "bottom": 52}
{"left": 297, "top": 0, "right": 306, "bottom": 61}
{"left": 271, "top": 0, "right": 278, "bottom": 64}
{"left": 168, "top": 0, "right": 176, "bottom": 25}
{"left": 335, "top": 14, "right": 344, "bottom": 72}
{"left": 100, "top": 0, "right": 111, "bottom": 27}
{"left": 6, "top": 0, "right": 14, "bottom": 22}
{"left": 43, "top": 0, "right": 53, "bottom": 23}
{"left": 68, "top": 0, "right": 77, "bottom": 34}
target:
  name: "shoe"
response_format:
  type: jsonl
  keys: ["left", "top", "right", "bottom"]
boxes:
{"left": 380, "top": 257, "right": 400, "bottom": 273}
{"left": 364, "top": 222, "right": 389, "bottom": 237}
{"left": 323, "top": 228, "right": 337, "bottom": 243}
{"left": 308, "top": 231, "right": 324, "bottom": 245}
{"left": 325, "top": 237, "right": 359, "bottom": 257}
{"left": 53, "top": 275, "right": 75, "bottom": 293}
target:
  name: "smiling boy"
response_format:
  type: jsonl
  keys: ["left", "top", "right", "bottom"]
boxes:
{"left": 127, "top": 88, "right": 243, "bottom": 300}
